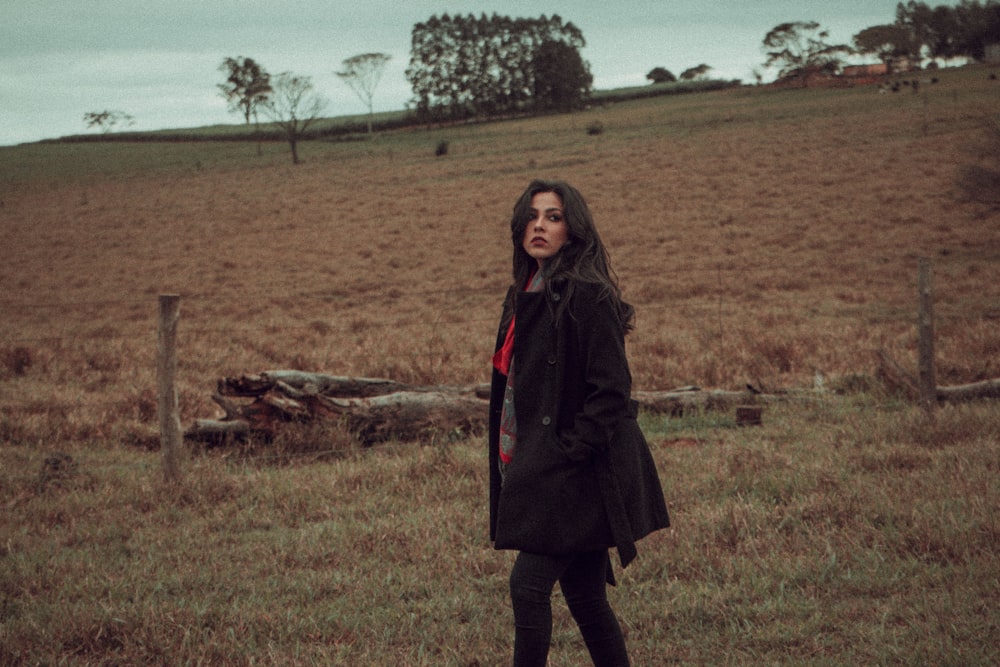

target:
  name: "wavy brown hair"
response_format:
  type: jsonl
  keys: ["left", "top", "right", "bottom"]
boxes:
{"left": 508, "top": 179, "right": 634, "bottom": 333}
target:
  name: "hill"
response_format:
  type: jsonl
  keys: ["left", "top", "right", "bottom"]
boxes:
{"left": 43, "top": 79, "right": 740, "bottom": 144}
{"left": 1, "top": 63, "right": 999, "bottom": 665}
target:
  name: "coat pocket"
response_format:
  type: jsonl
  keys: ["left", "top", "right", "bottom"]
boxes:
{"left": 495, "top": 451, "right": 613, "bottom": 554}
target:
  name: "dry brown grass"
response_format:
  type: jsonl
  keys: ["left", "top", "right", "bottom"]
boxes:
{"left": 3, "top": 67, "right": 999, "bottom": 444}
{"left": 2, "top": 64, "right": 1000, "bottom": 665}
{"left": 2, "top": 399, "right": 998, "bottom": 665}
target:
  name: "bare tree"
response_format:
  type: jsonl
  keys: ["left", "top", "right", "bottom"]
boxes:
{"left": 336, "top": 53, "right": 391, "bottom": 136}
{"left": 260, "top": 72, "right": 329, "bottom": 164}
{"left": 83, "top": 110, "right": 135, "bottom": 133}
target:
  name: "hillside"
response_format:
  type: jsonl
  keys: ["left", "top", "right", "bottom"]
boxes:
{"left": 1, "top": 63, "right": 999, "bottom": 666}
{"left": 3, "top": 65, "right": 998, "bottom": 399}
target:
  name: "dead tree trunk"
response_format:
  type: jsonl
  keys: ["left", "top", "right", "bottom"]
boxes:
{"left": 186, "top": 371, "right": 491, "bottom": 445}
{"left": 184, "top": 372, "right": 779, "bottom": 445}
{"left": 936, "top": 378, "right": 1000, "bottom": 402}
{"left": 632, "top": 387, "right": 764, "bottom": 416}
{"left": 184, "top": 369, "right": 1000, "bottom": 446}
{"left": 875, "top": 351, "right": 1000, "bottom": 403}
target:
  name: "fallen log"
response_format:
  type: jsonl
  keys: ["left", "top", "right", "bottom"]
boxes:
{"left": 937, "top": 377, "right": 1000, "bottom": 402}
{"left": 632, "top": 386, "right": 763, "bottom": 416}
{"left": 314, "top": 390, "right": 488, "bottom": 443}
{"left": 186, "top": 372, "right": 777, "bottom": 445}
{"left": 185, "top": 369, "right": 1000, "bottom": 446}
{"left": 875, "top": 351, "right": 1000, "bottom": 403}
{"left": 218, "top": 370, "right": 426, "bottom": 398}
{"left": 189, "top": 371, "right": 493, "bottom": 445}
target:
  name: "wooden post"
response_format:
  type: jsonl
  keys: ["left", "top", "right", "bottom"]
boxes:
{"left": 157, "top": 294, "right": 183, "bottom": 482}
{"left": 917, "top": 258, "right": 937, "bottom": 413}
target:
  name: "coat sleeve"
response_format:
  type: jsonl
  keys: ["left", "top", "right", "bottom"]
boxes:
{"left": 557, "top": 286, "right": 632, "bottom": 463}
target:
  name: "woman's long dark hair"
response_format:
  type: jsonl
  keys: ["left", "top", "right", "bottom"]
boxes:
{"left": 508, "top": 179, "right": 634, "bottom": 333}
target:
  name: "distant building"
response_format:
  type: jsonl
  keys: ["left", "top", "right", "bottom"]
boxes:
{"left": 843, "top": 63, "right": 888, "bottom": 78}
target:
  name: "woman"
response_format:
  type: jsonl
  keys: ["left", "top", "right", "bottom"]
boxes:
{"left": 489, "top": 179, "right": 670, "bottom": 666}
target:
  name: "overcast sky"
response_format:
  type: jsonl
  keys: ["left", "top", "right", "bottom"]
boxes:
{"left": 0, "top": 1, "right": 944, "bottom": 146}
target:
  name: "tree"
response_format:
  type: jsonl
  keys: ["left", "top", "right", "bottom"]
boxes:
{"left": 406, "top": 13, "right": 588, "bottom": 121}
{"left": 218, "top": 56, "right": 271, "bottom": 155}
{"left": 853, "top": 24, "right": 920, "bottom": 72}
{"left": 83, "top": 110, "right": 135, "bottom": 133}
{"left": 532, "top": 40, "right": 592, "bottom": 112}
{"left": 951, "top": 0, "right": 1000, "bottom": 62}
{"left": 260, "top": 73, "right": 329, "bottom": 165}
{"left": 679, "top": 63, "right": 713, "bottom": 81}
{"left": 218, "top": 57, "right": 271, "bottom": 125}
{"left": 762, "top": 21, "right": 851, "bottom": 86}
{"left": 336, "top": 53, "right": 391, "bottom": 136}
{"left": 894, "top": 1, "right": 935, "bottom": 63}
{"left": 646, "top": 67, "right": 676, "bottom": 84}
{"left": 893, "top": 1, "right": 1000, "bottom": 66}
{"left": 894, "top": 1, "right": 960, "bottom": 64}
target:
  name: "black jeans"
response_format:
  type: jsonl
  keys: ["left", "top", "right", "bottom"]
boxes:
{"left": 508, "top": 549, "right": 629, "bottom": 667}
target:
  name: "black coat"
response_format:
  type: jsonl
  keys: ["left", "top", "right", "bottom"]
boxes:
{"left": 488, "top": 279, "right": 669, "bottom": 568}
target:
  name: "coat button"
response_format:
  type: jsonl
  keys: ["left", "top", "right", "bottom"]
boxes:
{"left": 547, "top": 355, "right": 556, "bottom": 365}
{"left": 541, "top": 416, "right": 551, "bottom": 425}
{"left": 552, "top": 293, "right": 561, "bottom": 301}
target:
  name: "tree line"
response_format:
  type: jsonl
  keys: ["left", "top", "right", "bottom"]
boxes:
{"left": 211, "top": 13, "right": 596, "bottom": 162}
{"left": 91, "top": 13, "right": 594, "bottom": 163}
{"left": 82, "top": 3, "right": 999, "bottom": 162}
{"left": 405, "top": 13, "right": 592, "bottom": 120}
{"left": 645, "top": 1, "right": 999, "bottom": 86}
{"left": 862, "top": 0, "right": 1000, "bottom": 67}
{"left": 212, "top": 12, "right": 596, "bottom": 159}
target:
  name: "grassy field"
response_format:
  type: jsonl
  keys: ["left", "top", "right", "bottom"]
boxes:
{"left": 2, "top": 65, "right": 999, "bottom": 664}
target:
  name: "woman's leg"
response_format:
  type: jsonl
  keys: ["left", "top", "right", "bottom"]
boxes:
{"left": 509, "top": 551, "right": 568, "bottom": 667}
{"left": 559, "top": 551, "right": 630, "bottom": 667}
{"left": 509, "top": 550, "right": 629, "bottom": 666}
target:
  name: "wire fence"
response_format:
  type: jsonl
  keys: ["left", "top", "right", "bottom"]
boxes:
{"left": 2, "top": 259, "right": 998, "bottom": 391}
{"left": 1, "top": 260, "right": 997, "bottom": 372}
{"left": 2, "top": 254, "right": 999, "bottom": 479}
{"left": 3, "top": 256, "right": 999, "bottom": 348}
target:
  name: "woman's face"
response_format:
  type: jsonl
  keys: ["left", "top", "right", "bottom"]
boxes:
{"left": 522, "top": 191, "right": 569, "bottom": 267}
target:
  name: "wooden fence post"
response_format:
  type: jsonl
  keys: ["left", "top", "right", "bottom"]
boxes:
{"left": 157, "top": 294, "right": 183, "bottom": 482}
{"left": 917, "top": 258, "right": 937, "bottom": 413}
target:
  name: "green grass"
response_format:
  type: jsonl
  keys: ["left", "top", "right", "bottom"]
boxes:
{"left": 2, "top": 400, "right": 998, "bottom": 665}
